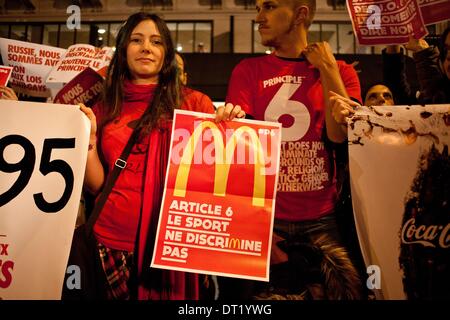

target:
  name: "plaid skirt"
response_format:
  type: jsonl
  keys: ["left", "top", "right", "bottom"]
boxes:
{"left": 97, "top": 243, "right": 134, "bottom": 300}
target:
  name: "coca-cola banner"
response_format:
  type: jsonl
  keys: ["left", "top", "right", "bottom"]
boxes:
{"left": 348, "top": 104, "right": 450, "bottom": 300}
{"left": 347, "top": 0, "right": 428, "bottom": 46}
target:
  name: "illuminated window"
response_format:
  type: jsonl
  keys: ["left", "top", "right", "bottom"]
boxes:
{"left": 59, "top": 24, "right": 76, "bottom": 49}
{"left": 42, "top": 24, "right": 59, "bottom": 47}
{"left": 168, "top": 21, "right": 212, "bottom": 53}
{"left": 10, "top": 25, "right": 26, "bottom": 41}
{"left": 75, "top": 24, "right": 90, "bottom": 44}
{"left": 108, "top": 23, "right": 123, "bottom": 47}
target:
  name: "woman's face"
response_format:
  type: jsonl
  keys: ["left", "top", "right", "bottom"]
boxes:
{"left": 126, "top": 19, "right": 165, "bottom": 85}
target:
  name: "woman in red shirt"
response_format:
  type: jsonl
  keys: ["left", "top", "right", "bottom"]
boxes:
{"left": 79, "top": 12, "right": 214, "bottom": 300}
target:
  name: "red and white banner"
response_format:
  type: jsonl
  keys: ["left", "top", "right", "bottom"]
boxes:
{"left": 347, "top": 0, "right": 428, "bottom": 45}
{"left": 151, "top": 110, "right": 282, "bottom": 281}
{"left": 0, "top": 65, "right": 13, "bottom": 86}
{"left": 0, "top": 101, "right": 90, "bottom": 299}
{"left": 349, "top": 104, "right": 450, "bottom": 300}
{"left": 418, "top": 0, "right": 450, "bottom": 25}
{"left": 46, "top": 44, "right": 113, "bottom": 84}
{"left": 0, "top": 38, "right": 66, "bottom": 97}
{"left": 53, "top": 67, "right": 104, "bottom": 107}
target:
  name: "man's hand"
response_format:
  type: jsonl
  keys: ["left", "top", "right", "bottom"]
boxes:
{"left": 329, "top": 91, "right": 360, "bottom": 125}
{"left": 302, "top": 43, "right": 350, "bottom": 142}
{"left": 302, "top": 41, "right": 338, "bottom": 70}
{"left": 214, "top": 102, "right": 246, "bottom": 123}
{"left": 405, "top": 35, "right": 429, "bottom": 53}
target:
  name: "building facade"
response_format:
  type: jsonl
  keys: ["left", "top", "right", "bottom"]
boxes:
{"left": 0, "top": 0, "right": 448, "bottom": 100}
{"left": 0, "top": 0, "right": 417, "bottom": 54}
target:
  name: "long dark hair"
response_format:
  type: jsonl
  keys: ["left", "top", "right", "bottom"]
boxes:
{"left": 101, "top": 12, "right": 181, "bottom": 131}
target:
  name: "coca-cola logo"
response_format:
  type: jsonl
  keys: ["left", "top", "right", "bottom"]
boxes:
{"left": 401, "top": 218, "right": 450, "bottom": 248}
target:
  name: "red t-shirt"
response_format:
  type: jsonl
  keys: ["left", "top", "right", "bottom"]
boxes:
{"left": 226, "top": 53, "right": 361, "bottom": 222}
{"left": 93, "top": 81, "right": 214, "bottom": 251}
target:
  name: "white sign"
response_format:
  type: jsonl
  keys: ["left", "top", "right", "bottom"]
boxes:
{"left": 46, "top": 44, "right": 113, "bottom": 84}
{"left": 349, "top": 104, "right": 450, "bottom": 300}
{"left": 0, "top": 38, "right": 66, "bottom": 97}
{"left": 0, "top": 100, "right": 90, "bottom": 299}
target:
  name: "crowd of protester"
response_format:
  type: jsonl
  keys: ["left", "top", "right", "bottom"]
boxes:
{"left": 1, "top": 0, "right": 449, "bottom": 300}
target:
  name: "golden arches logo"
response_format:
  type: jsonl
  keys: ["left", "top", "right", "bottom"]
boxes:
{"left": 173, "top": 121, "right": 266, "bottom": 207}
{"left": 228, "top": 238, "right": 241, "bottom": 249}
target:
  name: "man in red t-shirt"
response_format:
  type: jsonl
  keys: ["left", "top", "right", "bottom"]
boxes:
{"left": 216, "top": 0, "right": 363, "bottom": 299}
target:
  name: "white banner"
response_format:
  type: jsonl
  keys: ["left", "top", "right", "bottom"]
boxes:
{"left": 46, "top": 44, "right": 113, "bottom": 84}
{"left": 0, "top": 38, "right": 66, "bottom": 97}
{"left": 0, "top": 100, "right": 90, "bottom": 299}
{"left": 349, "top": 104, "right": 450, "bottom": 300}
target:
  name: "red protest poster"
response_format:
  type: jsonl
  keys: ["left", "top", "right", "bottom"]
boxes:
{"left": 53, "top": 67, "right": 104, "bottom": 107}
{"left": 418, "top": 0, "right": 450, "bottom": 25}
{"left": 347, "top": 0, "right": 428, "bottom": 45}
{"left": 0, "top": 65, "right": 13, "bottom": 86}
{"left": 151, "top": 110, "right": 282, "bottom": 281}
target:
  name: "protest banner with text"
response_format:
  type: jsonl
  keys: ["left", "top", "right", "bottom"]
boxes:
{"left": 418, "top": 0, "right": 450, "bottom": 25}
{"left": 347, "top": 0, "right": 428, "bottom": 45}
{"left": 53, "top": 67, "right": 104, "bottom": 107}
{"left": 151, "top": 110, "right": 282, "bottom": 281}
{"left": 0, "top": 38, "right": 66, "bottom": 97}
{"left": 46, "top": 44, "right": 113, "bottom": 85}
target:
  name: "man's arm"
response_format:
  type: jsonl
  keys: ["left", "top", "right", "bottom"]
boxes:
{"left": 303, "top": 42, "right": 357, "bottom": 143}
{"left": 407, "top": 37, "right": 447, "bottom": 104}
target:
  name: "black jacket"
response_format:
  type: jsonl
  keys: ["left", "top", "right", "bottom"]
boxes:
{"left": 382, "top": 48, "right": 417, "bottom": 105}
{"left": 414, "top": 46, "right": 450, "bottom": 104}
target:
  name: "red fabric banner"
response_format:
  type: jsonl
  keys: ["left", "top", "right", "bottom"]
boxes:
{"left": 0, "top": 65, "right": 12, "bottom": 86}
{"left": 53, "top": 67, "right": 103, "bottom": 107}
{"left": 418, "top": 0, "right": 450, "bottom": 25}
{"left": 347, "top": 0, "right": 428, "bottom": 45}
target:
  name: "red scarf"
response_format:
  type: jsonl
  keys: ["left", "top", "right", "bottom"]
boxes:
{"left": 95, "top": 80, "right": 200, "bottom": 299}
{"left": 135, "top": 109, "right": 199, "bottom": 300}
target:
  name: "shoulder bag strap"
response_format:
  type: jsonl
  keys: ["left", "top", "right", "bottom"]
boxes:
{"left": 85, "top": 115, "right": 147, "bottom": 237}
